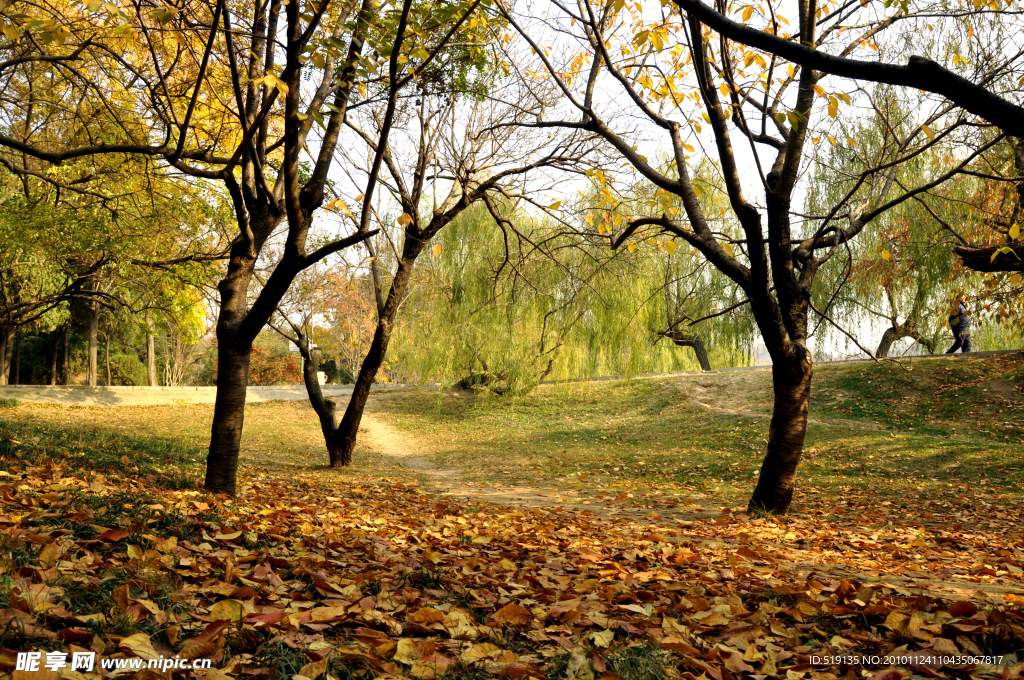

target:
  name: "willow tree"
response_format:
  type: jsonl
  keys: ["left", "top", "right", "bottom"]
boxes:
{"left": 0, "top": 0, "right": 491, "bottom": 493}
{"left": 387, "top": 195, "right": 753, "bottom": 390}
{"left": 499, "top": 0, "right": 1003, "bottom": 513}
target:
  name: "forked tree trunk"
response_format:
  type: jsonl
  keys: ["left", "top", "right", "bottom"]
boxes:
{"left": 875, "top": 324, "right": 936, "bottom": 358}
{"left": 747, "top": 351, "right": 813, "bottom": 514}
{"left": 660, "top": 329, "right": 712, "bottom": 371}
{"left": 331, "top": 246, "right": 423, "bottom": 466}
{"left": 87, "top": 302, "right": 99, "bottom": 388}
{"left": 204, "top": 339, "right": 253, "bottom": 493}
{"left": 204, "top": 236, "right": 264, "bottom": 495}
{"left": 298, "top": 343, "right": 342, "bottom": 462}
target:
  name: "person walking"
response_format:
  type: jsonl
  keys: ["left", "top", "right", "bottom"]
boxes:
{"left": 946, "top": 293, "right": 972, "bottom": 354}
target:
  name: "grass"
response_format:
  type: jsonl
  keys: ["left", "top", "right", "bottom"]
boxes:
{"left": 368, "top": 352, "right": 1024, "bottom": 507}
{"left": 0, "top": 352, "right": 1020, "bottom": 512}
{"left": 0, "top": 400, "right": 407, "bottom": 488}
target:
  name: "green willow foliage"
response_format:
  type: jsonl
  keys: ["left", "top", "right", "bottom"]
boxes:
{"left": 805, "top": 91, "right": 1021, "bottom": 356}
{"left": 385, "top": 201, "right": 754, "bottom": 393}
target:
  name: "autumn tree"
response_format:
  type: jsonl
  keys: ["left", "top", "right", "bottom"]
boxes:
{"left": 0, "top": 0, "right": 494, "bottom": 493}
{"left": 498, "top": 0, "right": 1004, "bottom": 513}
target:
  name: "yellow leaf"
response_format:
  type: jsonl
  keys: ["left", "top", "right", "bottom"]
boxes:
{"left": 1010, "top": 222, "right": 1020, "bottom": 239}
{"left": 741, "top": 5, "right": 753, "bottom": 20}
{"left": 120, "top": 633, "right": 160, "bottom": 659}
{"left": 548, "top": 200, "right": 562, "bottom": 210}
{"left": 1010, "top": 273, "right": 1021, "bottom": 284}
{"left": 394, "top": 638, "right": 421, "bottom": 665}
{"left": 627, "top": 242, "right": 636, "bottom": 252}
{"left": 396, "top": 212, "right": 414, "bottom": 226}
{"left": 409, "top": 607, "right": 445, "bottom": 624}
{"left": 719, "top": 82, "right": 730, "bottom": 97}
{"left": 432, "top": 244, "right": 442, "bottom": 257}
{"left": 208, "top": 599, "right": 245, "bottom": 622}
{"left": 881, "top": 250, "right": 890, "bottom": 261}
{"left": 722, "top": 243, "right": 735, "bottom": 257}
{"left": 921, "top": 124, "right": 935, "bottom": 139}
{"left": 38, "top": 542, "right": 61, "bottom": 568}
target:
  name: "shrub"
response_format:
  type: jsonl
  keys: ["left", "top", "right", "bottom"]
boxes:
{"left": 0, "top": 398, "right": 19, "bottom": 409}
{"left": 108, "top": 354, "right": 147, "bottom": 386}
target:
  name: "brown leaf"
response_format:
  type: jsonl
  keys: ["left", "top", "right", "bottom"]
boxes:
{"left": 492, "top": 603, "right": 531, "bottom": 626}
{"left": 948, "top": 601, "right": 978, "bottom": 618}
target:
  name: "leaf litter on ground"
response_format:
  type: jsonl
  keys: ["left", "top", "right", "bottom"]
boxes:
{"left": 0, "top": 457, "right": 1020, "bottom": 680}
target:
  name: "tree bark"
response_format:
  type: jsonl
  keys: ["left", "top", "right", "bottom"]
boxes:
{"left": 104, "top": 333, "right": 111, "bottom": 386}
{"left": 203, "top": 338, "right": 252, "bottom": 494}
{"left": 299, "top": 341, "right": 342, "bottom": 462}
{"left": 87, "top": 302, "right": 99, "bottom": 388}
{"left": 0, "top": 326, "right": 10, "bottom": 385}
{"left": 660, "top": 329, "right": 712, "bottom": 371}
{"left": 331, "top": 244, "right": 424, "bottom": 466}
{"left": 954, "top": 244, "right": 1024, "bottom": 272}
{"left": 876, "top": 324, "right": 937, "bottom": 357}
{"left": 146, "top": 314, "right": 157, "bottom": 386}
{"left": 747, "top": 352, "right": 813, "bottom": 514}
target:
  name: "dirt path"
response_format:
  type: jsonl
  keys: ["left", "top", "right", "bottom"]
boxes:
{"left": 356, "top": 410, "right": 1024, "bottom": 601}
{"left": 359, "top": 409, "right": 739, "bottom": 517}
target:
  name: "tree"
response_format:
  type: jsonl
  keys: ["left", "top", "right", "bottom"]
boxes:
{"left": 0, "top": 0, "right": 492, "bottom": 493}
{"left": 670, "top": 0, "right": 1024, "bottom": 138}
{"left": 499, "top": 0, "right": 998, "bottom": 513}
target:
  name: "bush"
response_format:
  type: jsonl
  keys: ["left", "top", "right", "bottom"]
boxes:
{"left": 0, "top": 398, "right": 19, "bottom": 409}
{"left": 108, "top": 354, "right": 148, "bottom": 386}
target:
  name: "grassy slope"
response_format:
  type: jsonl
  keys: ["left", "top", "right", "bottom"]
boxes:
{"left": 369, "top": 352, "right": 1024, "bottom": 508}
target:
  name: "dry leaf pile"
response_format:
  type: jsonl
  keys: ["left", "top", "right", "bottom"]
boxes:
{"left": 0, "top": 459, "right": 1021, "bottom": 680}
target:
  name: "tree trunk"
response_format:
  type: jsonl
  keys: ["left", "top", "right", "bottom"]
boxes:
{"left": 146, "top": 315, "right": 157, "bottom": 386}
{"left": 875, "top": 325, "right": 899, "bottom": 358}
{"left": 49, "top": 329, "right": 59, "bottom": 386}
{"left": 204, "top": 338, "right": 252, "bottom": 494}
{"left": 299, "top": 343, "right": 342, "bottom": 461}
{"left": 87, "top": 302, "right": 99, "bottom": 388}
{"left": 331, "top": 246, "right": 423, "bottom": 466}
{"left": 61, "top": 324, "right": 69, "bottom": 386}
{"left": 876, "top": 322, "right": 936, "bottom": 357}
{"left": 747, "top": 351, "right": 813, "bottom": 515}
{"left": 0, "top": 326, "right": 11, "bottom": 386}
{"left": 105, "top": 334, "right": 111, "bottom": 386}
{"left": 660, "top": 329, "right": 712, "bottom": 371}
{"left": 12, "top": 333, "right": 19, "bottom": 385}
